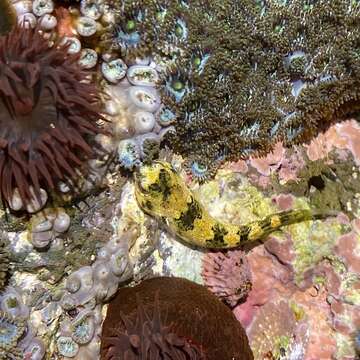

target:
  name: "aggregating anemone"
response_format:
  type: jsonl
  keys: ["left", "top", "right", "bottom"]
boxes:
{"left": 101, "top": 0, "right": 360, "bottom": 177}
{"left": 0, "top": 286, "right": 45, "bottom": 359}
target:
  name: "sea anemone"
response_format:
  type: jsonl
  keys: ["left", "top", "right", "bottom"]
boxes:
{"left": 0, "top": 311, "right": 25, "bottom": 355}
{"left": 201, "top": 250, "right": 252, "bottom": 308}
{"left": 0, "top": 23, "right": 104, "bottom": 208}
{"left": 0, "top": 0, "right": 16, "bottom": 35}
{"left": 100, "top": 277, "right": 254, "bottom": 360}
{"left": 102, "top": 293, "right": 204, "bottom": 359}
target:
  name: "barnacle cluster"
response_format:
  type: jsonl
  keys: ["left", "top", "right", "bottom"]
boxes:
{"left": 29, "top": 208, "right": 71, "bottom": 249}
{"left": 103, "top": 0, "right": 360, "bottom": 178}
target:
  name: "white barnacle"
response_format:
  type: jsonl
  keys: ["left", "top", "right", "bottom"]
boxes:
{"left": 39, "top": 14, "right": 57, "bottom": 30}
{"left": 133, "top": 111, "right": 156, "bottom": 134}
{"left": 79, "top": 48, "right": 98, "bottom": 69}
{"left": 76, "top": 16, "right": 97, "bottom": 37}
{"left": 101, "top": 59, "right": 127, "bottom": 83}
{"left": 32, "top": 0, "right": 54, "bottom": 17}
{"left": 80, "top": 0, "right": 103, "bottom": 19}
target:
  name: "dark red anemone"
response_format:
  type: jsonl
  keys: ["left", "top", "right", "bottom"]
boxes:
{"left": 101, "top": 277, "right": 254, "bottom": 360}
{"left": 0, "top": 24, "right": 104, "bottom": 207}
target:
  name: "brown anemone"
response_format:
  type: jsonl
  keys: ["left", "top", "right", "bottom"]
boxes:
{"left": 101, "top": 277, "right": 254, "bottom": 360}
{"left": 0, "top": 24, "right": 104, "bottom": 207}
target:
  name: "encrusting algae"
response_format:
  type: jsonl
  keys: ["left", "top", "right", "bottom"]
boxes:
{"left": 135, "top": 161, "right": 334, "bottom": 249}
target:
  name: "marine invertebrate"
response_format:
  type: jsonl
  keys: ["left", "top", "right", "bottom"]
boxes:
{"left": 100, "top": 277, "right": 254, "bottom": 360}
{"left": 105, "top": 0, "right": 360, "bottom": 176}
{"left": 202, "top": 250, "right": 252, "bottom": 308}
{"left": 60, "top": 229, "right": 133, "bottom": 309}
{"left": 0, "top": 0, "right": 16, "bottom": 34}
{"left": 0, "top": 23, "right": 104, "bottom": 209}
{"left": 30, "top": 207, "right": 71, "bottom": 249}
{"left": 0, "top": 286, "right": 45, "bottom": 358}
{"left": 134, "top": 161, "right": 333, "bottom": 249}
{"left": 103, "top": 65, "right": 175, "bottom": 168}
{"left": 0, "top": 311, "right": 25, "bottom": 354}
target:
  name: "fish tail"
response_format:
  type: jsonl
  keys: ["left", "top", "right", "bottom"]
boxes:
{"left": 238, "top": 209, "right": 335, "bottom": 243}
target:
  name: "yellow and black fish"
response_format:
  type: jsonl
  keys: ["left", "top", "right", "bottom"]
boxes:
{"left": 135, "top": 161, "right": 331, "bottom": 249}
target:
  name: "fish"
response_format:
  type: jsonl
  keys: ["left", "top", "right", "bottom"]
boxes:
{"left": 134, "top": 161, "right": 331, "bottom": 249}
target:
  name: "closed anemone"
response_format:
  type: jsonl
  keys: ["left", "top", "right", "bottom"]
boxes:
{"left": 100, "top": 277, "right": 254, "bottom": 360}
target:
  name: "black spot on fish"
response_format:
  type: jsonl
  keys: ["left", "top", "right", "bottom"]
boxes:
{"left": 149, "top": 168, "right": 172, "bottom": 201}
{"left": 145, "top": 200, "right": 153, "bottom": 211}
{"left": 211, "top": 224, "right": 228, "bottom": 246}
{"left": 176, "top": 196, "right": 202, "bottom": 231}
{"left": 236, "top": 226, "right": 251, "bottom": 245}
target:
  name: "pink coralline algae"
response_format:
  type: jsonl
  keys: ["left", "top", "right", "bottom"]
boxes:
{"left": 201, "top": 250, "right": 252, "bottom": 308}
{"left": 249, "top": 142, "right": 285, "bottom": 177}
{"left": 233, "top": 216, "right": 360, "bottom": 360}
{"left": 334, "top": 218, "right": 360, "bottom": 274}
{"left": 226, "top": 120, "right": 360, "bottom": 188}
{"left": 271, "top": 194, "right": 295, "bottom": 211}
{"left": 305, "top": 119, "right": 360, "bottom": 164}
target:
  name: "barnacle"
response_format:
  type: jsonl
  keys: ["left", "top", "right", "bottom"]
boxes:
{"left": 100, "top": 277, "right": 254, "bottom": 360}
{"left": 0, "top": 23, "right": 104, "bottom": 208}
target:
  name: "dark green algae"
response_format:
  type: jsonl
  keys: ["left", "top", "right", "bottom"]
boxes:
{"left": 269, "top": 150, "right": 360, "bottom": 219}
{"left": 104, "top": 0, "right": 360, "bottom": 179}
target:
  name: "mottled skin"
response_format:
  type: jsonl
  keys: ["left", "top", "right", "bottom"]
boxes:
{"left": 135, "top": 161, "right": 330, "bottom": 249}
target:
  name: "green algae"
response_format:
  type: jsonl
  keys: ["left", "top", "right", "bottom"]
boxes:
{"left": 0, "top": 210, "right": 28, "bottom": 233}
{"left": 196, "top": 170, "right": 277, "bottom": 226}
{"left": 287, "top": 201, "right": 344, "bottom": 284}
{"left": 289, "top": 301, "right": 305, "bottom": 322}
{"left": 272, "top": 151, "right": 360, "bottom": 219}
{"left": 335, "top": 333, "right": 358, "bottom": 360}
{"left": 341, "top": 272, "right": 360, "bottom": 305}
